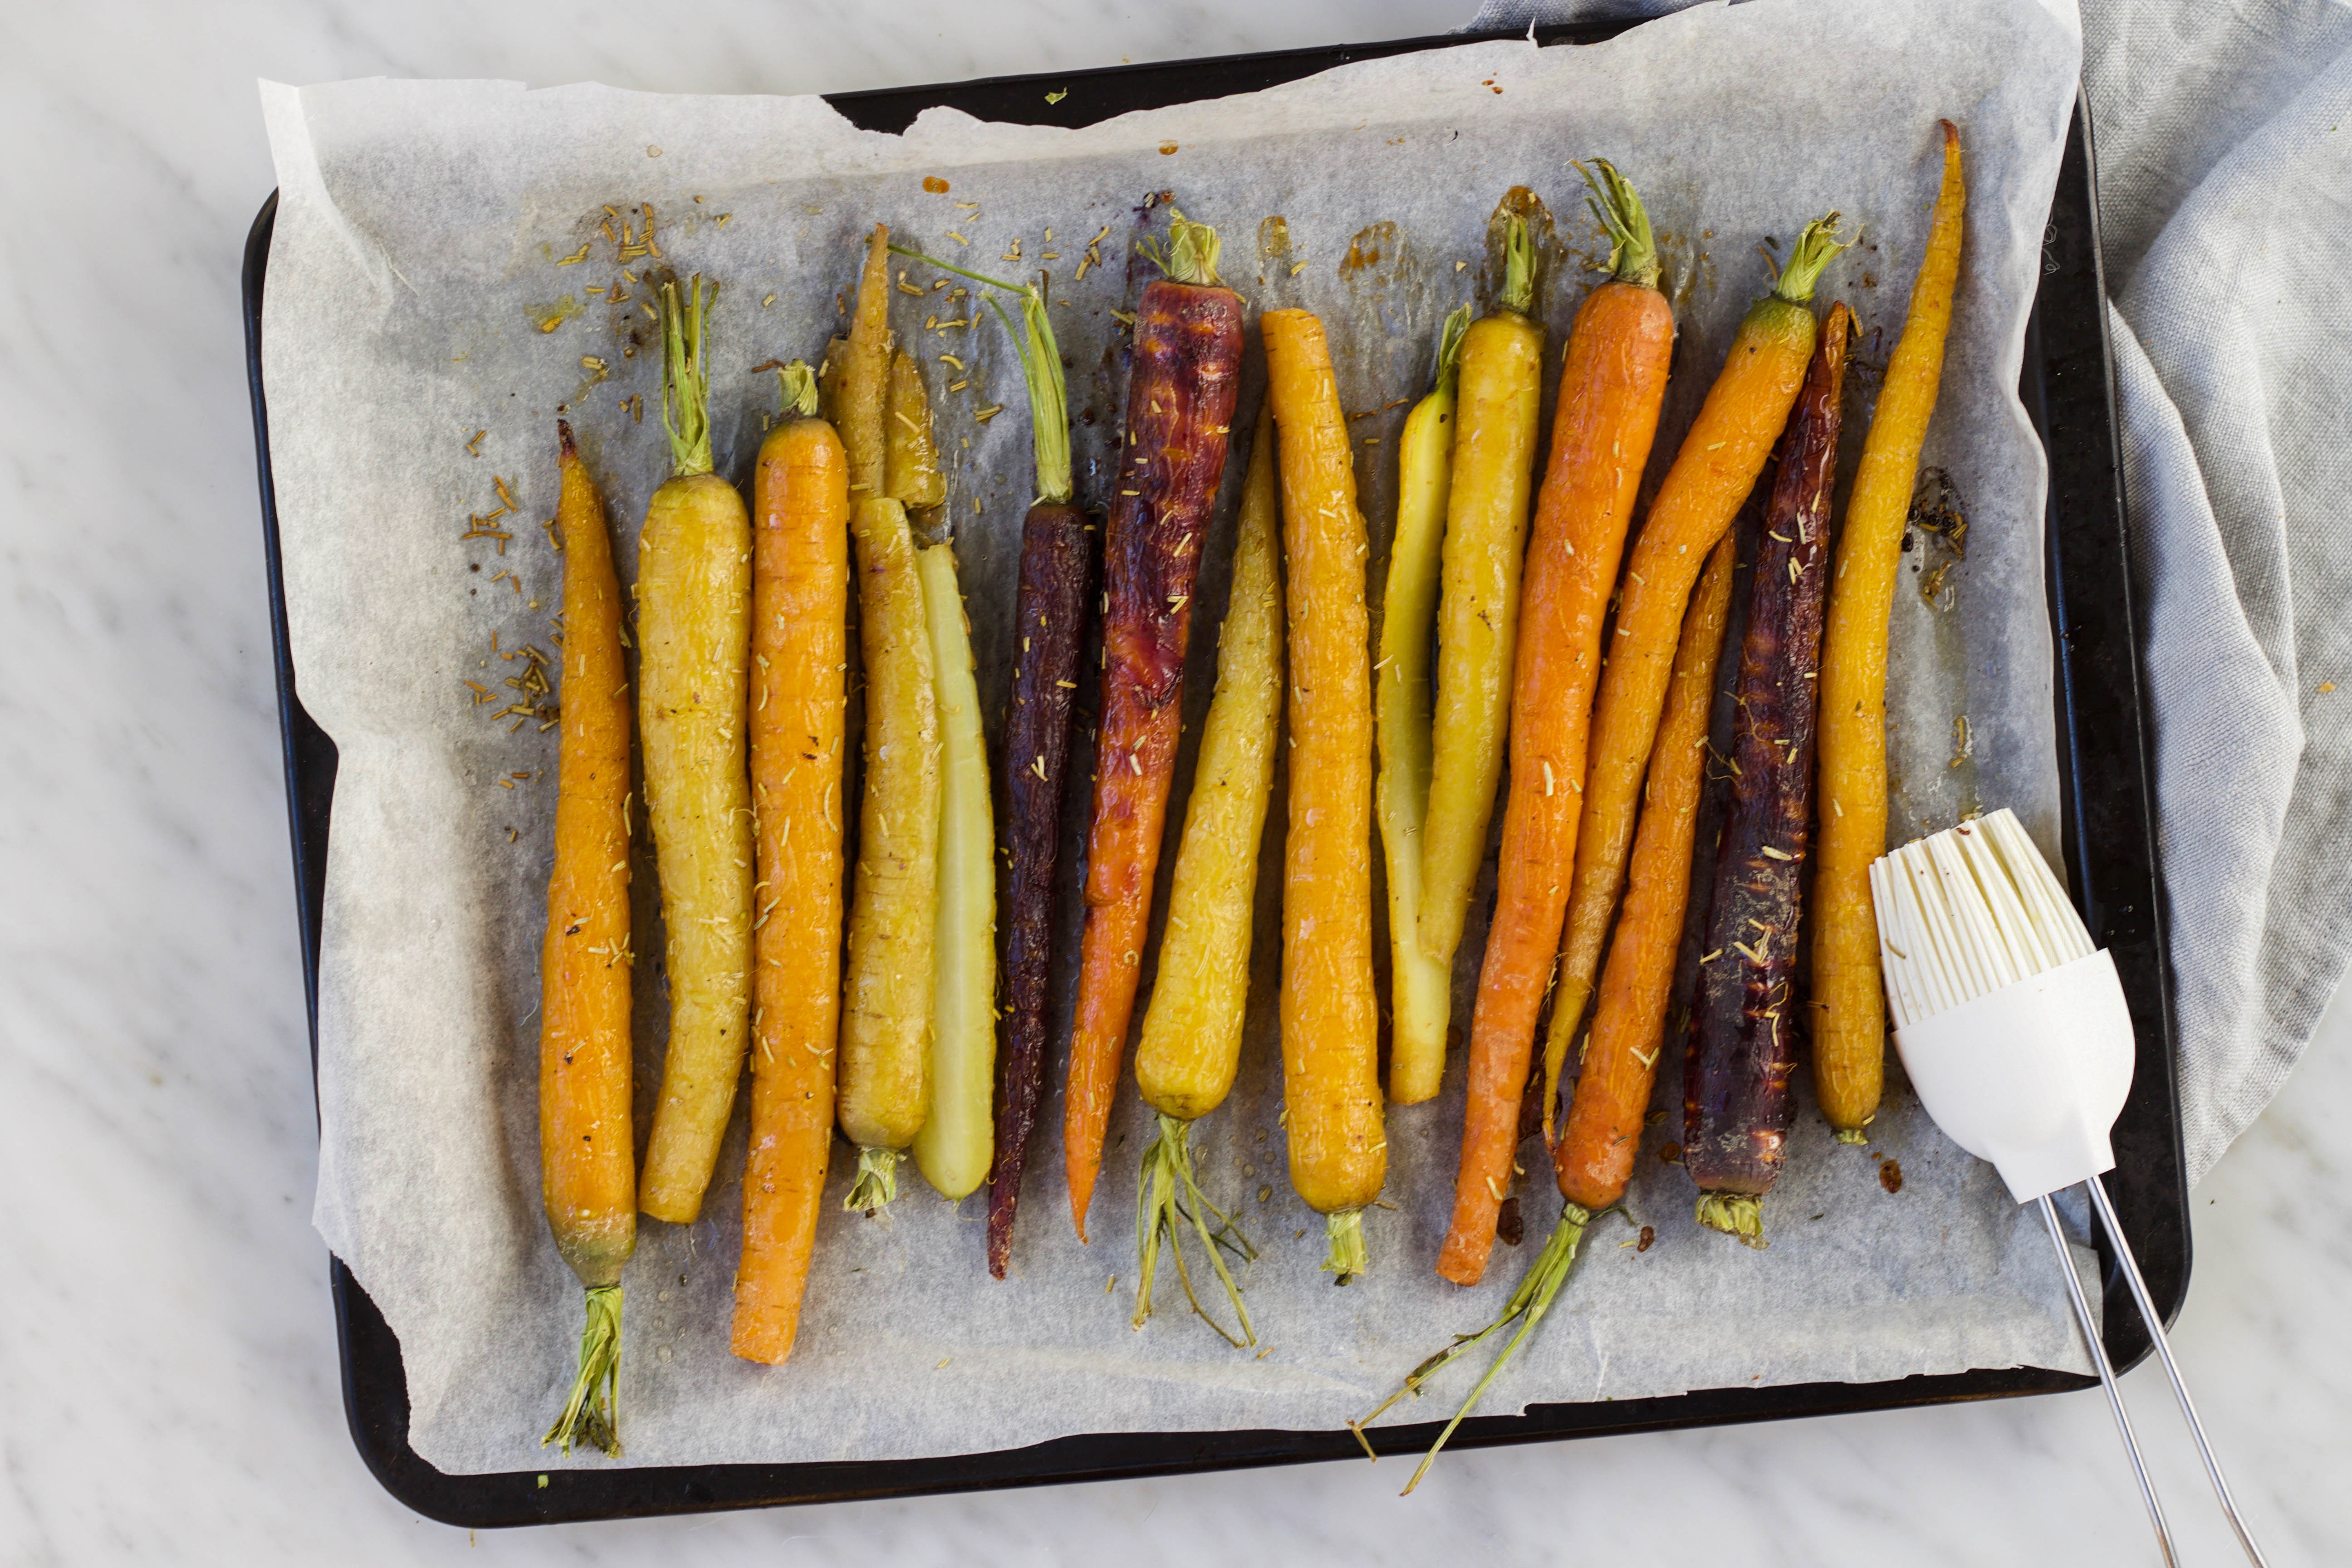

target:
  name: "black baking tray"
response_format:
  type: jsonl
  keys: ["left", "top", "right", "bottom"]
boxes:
{"left": 244, "top": 20, "right": 2186, "bottom": 1529}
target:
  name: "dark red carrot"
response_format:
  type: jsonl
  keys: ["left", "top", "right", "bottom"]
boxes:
{"left": 1684, "top": 302, "right": 1852, "bottom": 1246}
{"left": 991, "top": 508, "right": 1089, "bottom": 1276}
{"left": 1064, "top": 210, "right": 1246, "bottom": 1241}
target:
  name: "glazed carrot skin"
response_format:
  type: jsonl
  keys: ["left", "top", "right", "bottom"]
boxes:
{"left": 1263, "top": 307, "right": 1385, "bottom": 1278}
{"left": 637, "top": 279, "right": 755, "bottom": 1227}
{"left": 1418, "top": 216, "right": 1547, "bottom": 970}
{"left": 542, "top": 421, "right": 636, "bottom": 1294}
{"left": 1064, "top": 215, "right": 1245, "bottom": 1242}
{"left": 1816, "top": 124, "right": 1966, "bottom": 1139}
{"left": 733, "top": 369, "right": 849, "bottom": 1365}
{"left": 988, "top": 499, "right": 1091, "bottom": 1277}
{"left": 1541, "top": 216, "right": 1846, "bottom": 1134}
{"left": 1686, "top": 307, "right": 1851, "bottom": 1243}
{"left": 1555, "top": 529, "right": 1735, "bottom": 1211}
{"left": 1436, "top": 163, "right": 1673, "bottom": 1288}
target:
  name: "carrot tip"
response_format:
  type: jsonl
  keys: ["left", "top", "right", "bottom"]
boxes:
{"left": 541, "top": 1285, "right": 624, "bottom": 1457}
{"left": 1833, "top": 1127, "right": 1869, "bottom": 1146}
{"left": 844, "top": 1146, "right": 902, "bottom": 1214}
{"left": 1320, "top": 1208, "right": 1370, "bottom": 1285}
{"left": 1694, "top": 1191, "right": 1769, "bottom": 1248}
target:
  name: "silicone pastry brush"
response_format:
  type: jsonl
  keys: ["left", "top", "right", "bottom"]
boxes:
{"left": 1872, "top": 809, "right": 2268, "bottom": 1568}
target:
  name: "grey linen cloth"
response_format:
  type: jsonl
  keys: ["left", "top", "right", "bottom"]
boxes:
{"left": 1468, "top": 0, "right": 2352, "bottom": 1182}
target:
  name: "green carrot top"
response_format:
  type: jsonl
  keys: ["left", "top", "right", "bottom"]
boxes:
{"left": 1139, "top": 206, "right": 1222, "bottom": 288}
{"left": 774, "top": 359, "right": 819, "bottom": 420}
{"left": 1771, "top": 214, "right": 1849, "bottom": 305}
{"left": 1581, "top": 159, "right": 1661, "bottom": 292}
{"left": 887, "top": 244, "right": 1073, "bottom": 504}
{"left": 1434, "top": 303, "right": 1473, "bottom": 399}
{"left": 660, "top": 274, "right": 715, "bottom": 478}
{"left": 1499, "top": 214, "right": 1535, "bottom": 317}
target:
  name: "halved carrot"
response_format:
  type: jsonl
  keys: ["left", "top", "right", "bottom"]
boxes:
{"left": 539, "top": 421, "right": 635, "bottom": 1454}
{"left": 1377, "top": 305, "right": 1470, "bottom": 1105}
{"left": 1435, "top": 162, "right": 1674, "bottom": 1288}
{"left": 837, "top": 226, "right": 941, "bottom": 1212}
{"left": 731, "top": 364, "right": 849, "bottom": 1366}
{"left": 1263, "top": 306, "right": 1385, "bottom": 1280}
{"left": 636, "top": 277, "right": 755, "bottom": 1226}
{"left": 1815, "top": 122, "right": 1966, "bottom": 1140}
{"left": 1539, "top": 214, "right": 1847, "bottom": 1138}
{"left": 1063, "top": 211, "right": 1246, "bottom": 1242}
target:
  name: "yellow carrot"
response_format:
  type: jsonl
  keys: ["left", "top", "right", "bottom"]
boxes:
{"left": 1419, "top": 216, "right": 1546, "bottom": 975}
{"left": 1130, "top": 399, "right": 1284, "bottom": 1343}
{"left": 636, "top": 277, "right": 755, "bottom": 1226}
{"left": 1377, "top": 306, "right": 1470, "bottom": 1105}
{"left": 1815, "top": 122, "right": 1966, "bottom": 1138}
{"left": 836, "top": 224, "right": 941, "bottom": 1211}
{"left": 911, "top": 541, "right": 997, "bottom": 1200}
{"left": 1263, "top": 307, "right": 1385, "bottom": 1280}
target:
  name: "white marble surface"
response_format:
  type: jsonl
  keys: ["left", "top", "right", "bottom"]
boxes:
{"left": 0, "top": 1, "right": 2341, "bottom": 1563}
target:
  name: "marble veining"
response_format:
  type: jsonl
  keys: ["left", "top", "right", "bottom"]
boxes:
{"left": 0, "top": 1, "right": 2341, "bottom": 1563}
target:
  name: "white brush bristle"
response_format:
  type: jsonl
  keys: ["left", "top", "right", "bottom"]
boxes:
{"left": 1869, "top": 808, "right": 2091, "bottom": 1030}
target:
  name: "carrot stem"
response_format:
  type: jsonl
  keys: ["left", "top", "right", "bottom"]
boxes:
{"left": 1132, "top": 1113, "right": 1258, "bottom": 1345}
{"left": 543, "top": 1284, "right": 624, "bottom": 1457}
{"left": 1358, "top": 1203, "right": 1592, "bottom": 1493}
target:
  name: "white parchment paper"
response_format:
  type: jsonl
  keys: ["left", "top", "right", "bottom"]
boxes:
{"left": 265, "top": 0, "right": 2093, "bottom": 1474}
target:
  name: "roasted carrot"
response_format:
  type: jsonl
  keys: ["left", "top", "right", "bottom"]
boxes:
{"left": 838, "top": 495, "right": 939, "bottom": 1211}
{"left": 838, "top": 226, "right": 941, "bottom": 1211}
{"left": 1540, "top": 214, "right": 1847, "bottom": 1134}
{"left": 990, "top": 281, "right": 1089, "bottom": 1274}
{"left": 1377, "top": 306, "right": 1470, "bottom": 1106}
{"left": 1418, "top": 212, "right": 1546, "bottom": 975}
{"left": 1130, "top": 400, "right": 1282, "bottom": 1342}
{"left": 1063, "top": 211, "right": 1245, "bottom": 1242}
{"left": 636, "top": 277, "right": 755, "bottom": 1226}
{"left": 1686, "top": 304, "right": 1850, "bottom": 1244}
{"left": 1436, "top": 163, "right": 1674, "bottom": 1287}
{"left": 732, "top": 365, "right": 850, "bottom": 1366}
{"left": 1359, "top": 529, "right": 1735, "bottom": 1493}
{"left": 1815, "top": 123, "right": 1966, "bottom": 1140}
{"left": 539, "top": 421, "right": 634, "bottom": 1454}
{"left": 912, "top": 538, "right": 997, "bottom": 1201}
{"left": 1263, "top": 306, "right": 1385, "bottom": 1280}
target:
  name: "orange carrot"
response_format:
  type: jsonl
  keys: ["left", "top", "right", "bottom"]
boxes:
{"left": 1435, "top": 163, "right": 1674, "bottom": 1288}
{"left": 1063, "top": 212, "right": 1245, "bottom": 1241}
{"left": 731, "top": 364, "right": 850, "bottom": 1365}
{"left": 1554, "top": 529, "right": 1737, "bottom": 1211}
{"left": 538, "top": 421, "right": 635, "bottom": 1455}
{"left": 1263, "top": 306, "right": 1385, "bottom": 1279}
{"left": 1539, "top": 214, "right": 1847, "bottom": 1139}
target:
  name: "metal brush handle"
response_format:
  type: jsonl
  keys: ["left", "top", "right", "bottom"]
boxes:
{"left": 2082, "top": 1177, "right": 2272, "bottom": 1567}
{"left": 2038, "top": 1194, "right": 2178, "bottom": 1567}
